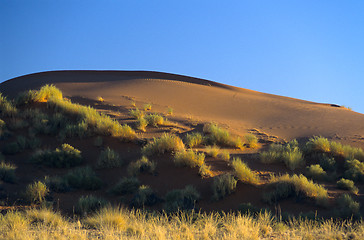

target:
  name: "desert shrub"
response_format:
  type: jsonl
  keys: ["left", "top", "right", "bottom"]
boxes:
{"left": 141, "top": 133, "right": 185, "bottom": 156}
{"left": 336, "top": 178, "right": 358, "bottom": 194}
{"left": 218, "top": 150, "right": 230, "bottom": 161}
{"left": 65, "top": 167, "right": 102, "bottom": 190}
{"left": 97, "top": 147, "right": 122, "bottom": 168}
{"left": 239, "top": 202, "right": 269, "bottom": 215}
{"left": 76, "top": 195, "right": 108, "bottom": 216}
{"left": 31, "top": 144, "right": 83, "bottom": 168}
{"left": 263, "top": 174, "right": 328, "bottom": 206}
{"left": 0, "top": 93, "right": 17, "bottom": 117}
{"left": 110, "top": 177, "right": 140, "bottom": 195}
{"left": 0, "top": 161, "right": 16, "bottom": 183}
{"left": 344, "top": 159, "right": 364, "bottom": 182}
{"left": 25, "top": 208, "right": 67, "bottom": 228}
{"left": 306, "top": 136, "right": 331, "bottom": 153}
{"left": 127, "top": 156, "right": 156, "bottom": 176}
{"left": 129, "top": 108, "right": 144, "bottom": 119}
{"left": 44, "top": 176, "right": 70, "bottom": 193}
{"left": 167, "top": 107, "right": 173, "bottom": 115}
{"left": 136, "top": 117, "right": 148, "bottom": 132}
{"left": 306, "top": 164, "right": 327, "bottom": 180}
{"left": 2, "top": 142, "right": 21, "bottom": 155}
{"left": 231, "top": 157, "right": 260, "bottom": 185}
{"left": 245, "top": 134, "right": 258, "bottom": 148}
{"left": 164, "top": 185, "right": 200, "bottom": 212}
{"left": 318, "top": 154, "right": 336, "bottom": 171}
{"left": 83, "top": 207, "right": 126, "bottom": 230}
{"left": 63, "top": 121, "right": 90, "bottom": 138}
{"left": 25, "top": 181, "right": 49, "bottom": 204}
{"left": 29, "top": 85, "right": 63, "bottom": 103}
{"left": 27, "top": 137, "right": 41, "bottom": 149}
{"left": 205, "top": 145, "right": 220, "bottom": 158}
{"left": 203, "top": 123, "right": 233, "bottom": 147}
{"left": 212, "top": 174, "right": 237, "bottom": 200}
{"left": 260, "top": 140, "right": 304, "bottom": 170}
{"left": 185, "top": 132, "right": 204, "bottom": 148}
{"left": 174, "top": 149, "right": 205, "bottom": 168}
{"left": 16, "top": 136, "right": 27, "bottom": 150}
{"left": 336, "top": 194, "right": 360, "bottom": 219}
{"left": 199, "top": 164, "right": 213, "bottom": 178}
{"left": 130, "top": 185, "right": 159, "bottom": 207}
{"left": 143, "top": 103, "right": 152, "bottom": 111}
{"left": 145, "top": 113, "right": 164, "bottom": 127}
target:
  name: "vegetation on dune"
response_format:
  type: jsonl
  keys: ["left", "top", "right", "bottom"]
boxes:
{"left": 127, "top": 156, "right": 156, "bottom": 176}
{"left": 25, "top": 181, "right": 49, "bottom": 204}
{"left": 130, "top": 185, "right": 159, "bottom": 208}
{"left": 76, "top": 195, "right": 108, "bottom": 216}
{"left": 185, "top": 132, "right": 204, "bottom": 148}
{"left": 306, "top": 164, "right": 327, "bottom": 180}
{"left": 212, "top": 174, "right": 237, "bottom": 200}
{"left": 203, "top": 123, "right": 245, "bottom": 149}
{"left": 96, "top": 147, "right": 122, "bottom": 168}
{"left": 174, "top": 149, "right": 205, "bottom": 168}
{"left": 141, "top": 133, "right": 185, "bottom": 156}
{"left": 65, "top": 166, "right": 102, "bottom": 190}
{"left": 145, "top": 113, "right": 164, "bottom": 127}
{"left": 0, "top": 161, "right": 17, "bottom": 183}
{"left": 164, "top": 185, "right": 200, "bottom": 212}
{"left": 205, "top": 145, "right": 220, "bottom": 157}
{"left": 244, "top": 134, "right": 258, "bottom": 148}
{"left": 336, "top": 178, "right": 359, "bottom": 194}
{"left": 109, "top": 177, "right": 140, "bottom": 195}
{"left": 335, "top": 194, "right": 360, "bottom": 219}
{"left": 0, "top": 93, "right": 17, "bottom": 117}
{"left": 231, "top": 157, "right": 260, "bottom": 185}
{"left": 344, "top": 159, "right": 364, "bottom": 182}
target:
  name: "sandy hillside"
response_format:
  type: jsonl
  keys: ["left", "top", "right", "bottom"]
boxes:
{"left": 2, "top": 70, "right": 364, "bottom": 146}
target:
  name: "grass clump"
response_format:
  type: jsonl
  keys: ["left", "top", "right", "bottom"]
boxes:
{"left": 65, "top": 167, "right": 102, "bottom": 190}
{"left": 0, "top": 161, "right": 17, "bottom": 183}
{"left": 260, "top": 140, "right": 304, "bottom": 170}
{"left": 203, "top": 123, "right": 234, "bottom": 147}
{"left": 263, "top": 174, "right": 328, "bottom": 207}
{"left": 212, "top": 174, "right": 237, "bottom": 201}
{"left": 336, "top": 178, "right": 359, "bottom": 194}
{"left": 306, "top": 164, "right": 327, "bottom": 180}
{"left": 164, "top": 185, "right": 200, "bottom": 212}
{"left": 129, "top": 108, "right": 144, "bottom": 119}
{"left": 198, "top": 164, "right": 213, "bottom": 178}
{"left": 127, "top": 156, "right": 156, "bottom": 176}
{"left": 135, "top": 117, "right": 148, "bottom": 132}
{"left": 318, "top": 154, "right": 336, "bottom": 171}
{"left": 76, "top": 195, "right": 108, "bottom": 216}
{"left": 96, "top": 147, "right": 122, "bottom": 168}
{"left": 17, "top": 85, "right": 63, "bottom": 104}
{"left": 31, "top": 143, "right": 83, "bottom": 168}
{"left": 110, "top": 177, "right": 140, "bottom": 195}
{"left": 141, "top": 133, "right": 185, "bottom": 156}
{"left": 130, "top": 185, "right": 159, "bottom": 208}
{"left": 145, "top": 113, "right": 164, "bottom": 127}
{"left": 44, "top": 176, "right": 70, "bottom": 193}
{"left": 218, "top": 150, "right": 230, "bottom": 161}
{"left": 25, "top": 181, "right": 49, "bottom": 204}
{"left": 25, "top": 207, "right": 67, "bottom": 229}
{"left": 231, "top": 157, "right": 260, "bottom": 185}
{"left": 245, "top": 134, "right": 258, "bottom": 148}
{"left": 344, "top": 159, "right": 364, "bottom": 182}
{"left": 83, "top": 207, "right": 126, "bottom": 230}
{"left": 205, "top": 145, "right": 220, "bottom": 157}
{"left": 306, "top": 136, "right": 331, "bottom": 153}
{"left": 174, "top": 149, "right": 205, "bottom": 168}
{"left": 336, "top": 194, "right": 360, "bottom": 219}
{"left": 0, "top": 93, "right": 17, "bottom": 117}
{"left": 185, "top": 132, "right": 204, "bottom": 148}
{"left": 143, "top": 103, "right": 152, "bottom": 111}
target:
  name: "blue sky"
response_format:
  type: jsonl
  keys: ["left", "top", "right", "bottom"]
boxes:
{"left": 1, "top": 1, "right": 364, "bottom": 113}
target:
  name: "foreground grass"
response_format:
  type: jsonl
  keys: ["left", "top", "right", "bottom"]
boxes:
{"left": 0, "top": 207, "right": 363, "bottom": 239}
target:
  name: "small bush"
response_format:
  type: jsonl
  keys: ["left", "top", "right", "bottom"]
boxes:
{"left": 218, "top": 150, "right": 230, "bottom": 161}
{"left": 141, "top": 133, "right": 185, "bottom": 156}
{"left": 145, "top": 113, "right": 164, "bottom": 127}
{"left": 129, "top": 108, "right": 144, "bottom": 119}
{"left": 110, "top": 177, "right": 140, "bottom": 195}
{"left": 25, "top": 181, "right": 49, "bottom": 204}
{"left": 245, "top": 134, "right": 258, "bottom": 148}
{"left": 306, "top": 164, "right": 327, "bottom": 180}
{"left": 26, "top": 208, "right": 67, "bottom": 228}
{"left": 130, "top": 185, "right": 159, "bottom": 207}
{"left": 203, "top": 123, "right": 234, "bottom": 147}
{"left": 336, "top": 194, "right": 360, "bottom": 219}
{"left": 97, "top": 147, "right": 122, "bottom": 168}
{"left": 205, "top": 145, "right": 220, "bottom": 158}
{"left": 164, "top": 185, "right": 200, "bottom": 212}
{"left": 306, "top": 136, "right": 331, "bottom": 153}
{"left": 31, "top": 85, "right": 63, "bottom": 103}
{"left": 212, "top": 174, "right": 237, "bottom": 200}
{"left": 0, "top": 93, "right": 17, "bottom": 117}
{"left": 174, "top": 149, "right": 205, "bottom": 168}
{"left": 231, "top": 158, "right": 260, "bottom": 185}
{"left": 318, "top": 154, "right": 336, "bottom": 171}
{"left": 344, "top": 159, "right": 364, "bottom": 182}
{"left": 143, "top": 103, "right": 152, "bottom": 111}
{"left": 185, "top": 132, "right": 204, "bottom": 148}
{"left": 199, "top": 164, "right": 213, "bottom": 178}
{"left": 83, "top": 207, "right": 126, "bottom": 230}
{"left": 336, "top": 178, "right": 359, "bottom": 194}
{"left": 76, "top": 195, "right": 108, "bottom": 216}
{"left": 65, "top": 167, "right": 102, "bottom": 190}
{"left": 127, "top": 156, "right": 156, "bottom": 176}
{"left": 167, "top": 107, "right": 173, "bottom": 115}
{"left": 0, "top": 161, "right": 16, "bottom": 183}
{"left": 44, "top": 176, "right": 70, "bottom": 193}
{"left": 136, "top": 117, "right": 148, "bottom": 132}
{"left": 31, "top": 144, "right": 83, "bottom": 168}
{"left": 239, "top": 202, "right": 269, "bottom": 215}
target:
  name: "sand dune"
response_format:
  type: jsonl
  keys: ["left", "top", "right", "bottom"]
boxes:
{"left": 2, "top": 70, "right": 363, "bottom": 145}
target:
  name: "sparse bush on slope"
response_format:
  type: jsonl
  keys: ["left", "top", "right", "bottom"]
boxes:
{"left": 65, "top": 167, "right": 102, "bottom": 190}
{"left": 25, "top": 181, "right": 49, "bottom": 204}
{"left": 0, "top": 93, "right": 17, "bottom": 117}
{"left": 109, "top": 177, "right": 140, "bottom": 195}
{"left": 185, "top": 132, "right": 204, "bottom": 148}
{"left": 130, "top": 185, "right": 159, "bottom": 208}
{"left": 306, "top": 164, "right": 327, "bottom": 180}
{"left": 231, "top": 157, "right": 260, "bottom": 185}
{"left": 336, "top": 194, "right": 360, "bottom": 219}
{"left": 127, "top": 156, "right": 156, "bottom": 176}
{"left": 164, "top": 185, "right": 200, "bottom": 212}
{"left": 336, "top": 178, "right": 358, "bottom": 194}
{"left": 76, "top": 195, "right": 108, "bottom": 216}
{"left": 212, "top": 174, "right": 237, "bottom": 200}
{"left": 203, "top": 123, "right": 244, "bottom": 149}
{"left": 141, "top": 133, "right": 185, "bottom": 156}
{"left": 344, "top": 159, "right": 364, "bottom": 182}
{"left": 174, "top": 149, "right": 205, "bottom": 168}
{"left": 0, "top": 161, "right": 17, "bottom": 183}
{"left": 96, "top": 147, "right": 122, "bottom": 168}
{"left": 244, "top": 134, "right": 258, "bottom": 148}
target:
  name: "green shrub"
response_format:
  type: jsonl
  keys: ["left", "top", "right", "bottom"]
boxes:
{"left": 2, "top": 142, "right": 20, "bottom": 155}
{"left": 0, "top": 93, "right": 17, "bottom": 117}
{"left": 306, "top": 164, "right": 327, "bottom": 180}
{"left": 0, "top": 161, "right": 16, "bottom": 183}
{"left": 65, "top": 167, "right": 102, "bottom": 190}
{"left": 164, "top": 185, "right": 200, "bottom": 212}
{"left": 129, "top": 108, "right": 144, "bottom": 119}
{"left": 130, "top": 185, "right": 159, "bottom": 207}
{"left": 143, "top": 103, "right": 152, "bottom": 111}
{"left": 205, "top": 145, "right": 220, "bottom": 158}
{"left": 212, "top": 174, "right": 237, "bottom": 200}
{"left": 174, "top": 149, "right": 205, "bottom": 168}
{"left": 97, "top": 147, "right": 122, "bottom": 168}
{"left": 231, "top": 158, "right": 260, "bottom": 185}
{"left": 109, "top": 177, "right": 140, "bottom": 195}
{"left": 25, "top": 84, "right": 63, "bottom": 103}
{"left": 199, "top": 164, "right": 213, "bottom": 178}
{"left": 127, "top": 156, "right": 156, "bottom": 176}
{"left": 25, "top": 207, "right": 67, "bottom": 228}
{"left": 203, "top": 123, "right": 233, "bottom": 147}
{"left": 31, "top": 144, "right": 83, "bottom": 168}
{"left": 244, "top": 134, "right": 258, "bottom": 148}
{"left": 44, "top": 176, "right": 70, "bottom": 193}
{"left": 76, "top": 195, "right": 108, "bottom": 216}
{"left": 25, "top": 181, "right": 49, "bottom": 204}
{"left": 263, "top": 174, "right": 328, "bottom": 206}
{"left": 336, "top": 194, "right": 360, "bottom": 219}
{"left": 318, "top": 154, "right": 336, "bottom": 171}
{"left": 336, "top": 178, "right": 359, "bottom": 194}
{"left": 167, "top": 107, "right": 173, "bottom": 115}
{"left": 141, "top": 133, "right": 185, "bottom": 156}
{"left": 238, "top": 202, "right": 269, "bottom": 215}
{"left": 16, "top": 136, "right": 27, "bottom": 150}
{"left": 83, "top": 207, "right": 126, "bottom": 231}
{"left": 185, "top": 132, "right": 204, "bottom": 148}
{"left": 305, "top": 136, "right": 331, "bottom": 153}
{"left": 136, "top": 117, "right": 148, "bottom": 132}
{"left": 145, "top": 113, "right": 164, "bottom": 127}
{"left": 344, "top": 159, "right": 364, "bottom": 182}
{"left": 218, "top": 150, "right": 230, "bottom": 161}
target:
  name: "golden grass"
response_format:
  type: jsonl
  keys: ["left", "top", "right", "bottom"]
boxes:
{"left": 231, "top": 157, "right": 260, "bottom": 185}
{"left": 174, "top": 149, "right": 205, "bottom": 168}
{"left": 141, "top": 133, "right": 185, "bottom": 156}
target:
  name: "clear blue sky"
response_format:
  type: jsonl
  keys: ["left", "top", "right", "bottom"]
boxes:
{"left": 1, "top": 1, "right": 364, "bottom": 113}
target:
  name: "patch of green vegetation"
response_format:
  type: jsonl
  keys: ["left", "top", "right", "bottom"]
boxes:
{"left": 203, "top": 123, "right": 241, "bottom": 149}
{"left": 127, "top": 156, "right": 156, "bottom": 176}
{"left": 25, "top": 181, "right": 49, "bottom": 204}
{"left": 336, "top": 178, "right": 358, "bottom": 194}
{"left": 174, "top": 149, "right": 205, "bottom": 168}
{"left": 212, "top": 174, "right": 237, "bottom": 201}
{"left": 205, "top": 145, "right": 220, "bottom": 157}
{"left": 31, "top": 144, "right": 83, "bottom": 168}
{"left": 344, "top": 159, "right": 364, "bottom": 182}
{"left": 76, "top": 195, "right": 108, "bottom": 217}
{"left": 141, "top": 133, "right": 185, "bottom": 156}
{"left": 0, "top": 93, "right": 17, "bottom": 117}
{"left": 96, "top": 147, "right": 122, "bottom": 168}
{"left": 231, "top": 157, "right": 260, "bottom": 185}
{"left": 164, "top": 185, "right": 200, "bottom": 212}
{"left": 65, "top": 167, "right": 102, "bottom": 190}
{"left": 145, "top": 113, "right": 164, "bottom": 127}
{"left": 16, "top": 84, "right": 63, "bottom": 104}
{"left": 135, "top": 117, "right": 148, "bottom": 132}
{"left": 129, "top": 108, "right": 144, "bottom": 119}
{"left": 244, "top": 134, "right": 258, "bottom": 148}
{"left": 130, "top": 185, "right": 159, "bottom": 208}
{"left": 0, "top": 161, "right": 16, "bottom": 183}
{"left": 198, "top": 164, "right": 213, "bottom": 178}
{"left": 306, "top": 164, "right": 327, "bottom": 180}
{"left": 44, "top": 176, "right": 70, "bottom": 193}
{"left": 185, "top": 132, "right": 204, "bottom": 148}
{"left": 335, "top": 194, "right": 360, "bottom": 219}
{"left": 109, "top": 177, "right": 140, "bottom": 195}
{"left": 2, "top": 141, "right": 21, "bottom": 155}
{"left": 318, "top": 154, "right": 336, "bottom": 172}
